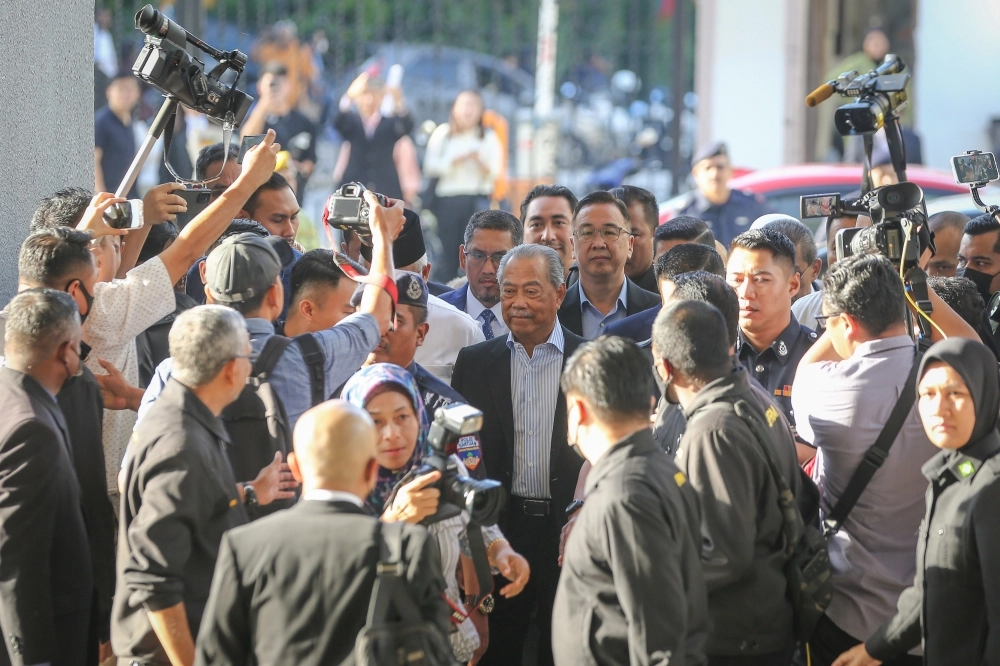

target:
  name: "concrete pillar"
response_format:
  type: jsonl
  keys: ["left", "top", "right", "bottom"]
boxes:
{"left": 0, "top": 0, "right": 95, "bottom": 303}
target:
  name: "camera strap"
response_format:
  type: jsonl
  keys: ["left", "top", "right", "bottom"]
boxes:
{"left": 822, "top": 349, "right": 923, "bottom": 536}
{"left": 161, "top": 107, "right": 236, "bottom": 186}
{"left": 465, "top": 520, "right": 495, "bottom": 612}
{"left": 330, "top": 250, "right": 399, "bottom": 331}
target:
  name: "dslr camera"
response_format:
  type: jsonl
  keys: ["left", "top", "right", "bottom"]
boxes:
{"left": 322, "top": 182, "right": 389, "bottom": 245}
{"left": 131, "top": 4, "right": 252, "bottom": 126}
{"left": 416, "top": 404, "right": 506, "bottom": 526}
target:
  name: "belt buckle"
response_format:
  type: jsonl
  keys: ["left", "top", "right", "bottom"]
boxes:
{"left": 522, "top": 499, "right": 549, "bottom": 516}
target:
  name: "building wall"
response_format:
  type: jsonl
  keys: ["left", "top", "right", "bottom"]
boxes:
{"left": 0, "top": 0, "right": 95, "bottom": 303}
{"left": 695, "top": 0, "right": 809, "bottom": 171}
{"left": 914, "top": 0, "right": 1000, "bottom": 171}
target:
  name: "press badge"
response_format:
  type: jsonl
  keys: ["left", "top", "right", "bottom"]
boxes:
{"left": 456, "top": 435, "right": 482, "bottom": 471}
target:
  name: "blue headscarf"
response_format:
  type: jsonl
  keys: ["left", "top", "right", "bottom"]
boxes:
{"left": 342, "top": 363, "right": 430, "bottom": 513}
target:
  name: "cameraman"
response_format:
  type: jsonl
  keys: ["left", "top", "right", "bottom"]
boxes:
{"left": 342, "top": 364, "right": 530, "bottom": 664}
{"left": 791, "top": 253, "right": 979, "bottom": 666}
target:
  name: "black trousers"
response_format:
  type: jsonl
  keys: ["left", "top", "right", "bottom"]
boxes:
{"left": 709, "top": 648, "right": 795, "bottom": 666}
{"left": 430, "top": 194, "right": 489, "bottom": 282}
{"left": 479, "top": 501, "right": 561, "bottom": 666}
{"left": 801, "top": 615, "right": 921, "bottom": 666}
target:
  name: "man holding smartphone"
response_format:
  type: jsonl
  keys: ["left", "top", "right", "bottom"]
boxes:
{"left": 239, "top": 62, "right": 317, "bottom": 198}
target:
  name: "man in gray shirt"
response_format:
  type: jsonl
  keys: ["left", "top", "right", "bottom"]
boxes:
{"left": 792, "top": 254, "right": 979, "bottom": 666}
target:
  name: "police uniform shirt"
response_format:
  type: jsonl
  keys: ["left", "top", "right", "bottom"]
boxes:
{"left": 677, "top": 189, "right": 770, "bottom": 247}
{"left": 408, "top": 361, "right": 486, "bottom": 480}
{"left": 735, "top": 317, "right": 817, "bottom": 428}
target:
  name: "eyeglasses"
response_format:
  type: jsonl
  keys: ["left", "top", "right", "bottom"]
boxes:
{"left": 814, "top": 312, "right": 841, "bottom": 331}
{"left": 572, "top": 226, "right": 630, "bottom": 243}
{"left": 463, "top": 250, "right": 507, "bottom": 268}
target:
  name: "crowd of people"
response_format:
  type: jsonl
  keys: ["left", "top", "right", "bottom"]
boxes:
{"left": 8, "top": 19, "right": 1000, "bottom": 665}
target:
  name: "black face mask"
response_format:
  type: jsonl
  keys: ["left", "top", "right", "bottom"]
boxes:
{"left": 65, "top": 279, "right": 95, "bottom": 323}
{"left": 957, "top": 266, "right": 1000, "bottom": 304}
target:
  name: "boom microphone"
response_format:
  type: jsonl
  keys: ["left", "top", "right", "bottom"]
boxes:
{"left": 805, "top": 82, "right": 835, "bottom": 107}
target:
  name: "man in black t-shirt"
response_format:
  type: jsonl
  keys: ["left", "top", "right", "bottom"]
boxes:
{"left": 94, "top": 75, "right": 141, "bottom": 197}
{"left": 240, "top": 62, "right": 317, "bottom": 198}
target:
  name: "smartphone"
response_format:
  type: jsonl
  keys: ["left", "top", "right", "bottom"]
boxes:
{"left": 800, "top": 193, "right": 840, "bottom": 219}
{"left": 104, "top": 200, "right": 144, "bottom": 230}
{"left": 238, "top": 134, "right": 267, "bottom": 164}
{"left": 174, "top": 188, "right": 213, "bottom": 229}
{"left": 951, "top": 152, "right": 999, "bottom": 185}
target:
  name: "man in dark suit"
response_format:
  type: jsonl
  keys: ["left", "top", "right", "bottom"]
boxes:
{"left": 0, "top": 289, "right": 93, "bottom": 666}
{"left": 558, "top": 191, "right": 659, "bottom": 339}
{"left": 440, "top": 209, "right": 523, "bottom": 340}
{"left": 195, "top": 400, "right": 449, "bottom": 664}
{"left": 452, "top": 244, "right": 586, "bottom": 666}
{"left": 604, "top": 242, "right": 726, "bottom": 343}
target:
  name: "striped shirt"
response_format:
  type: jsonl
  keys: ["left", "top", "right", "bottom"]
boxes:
{"left": 507, "top": 324, "right": 565, "bottom": 498}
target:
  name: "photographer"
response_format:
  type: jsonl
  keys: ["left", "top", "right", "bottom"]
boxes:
{"left": 791, "top": 254, "right": 979, "bottom": 666}
{"left": 342, "top": 364, "right": 530, "bottom": 664}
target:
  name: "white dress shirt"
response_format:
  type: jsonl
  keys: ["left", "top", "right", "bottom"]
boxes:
{"left": 302, "top": 488, "right": 365, "bottom": 506}
{"left": 414, "top": 295, "right": 486, "bottom": 385}
{"left": 465, "top": 290, "right": 507, "bottom": 337}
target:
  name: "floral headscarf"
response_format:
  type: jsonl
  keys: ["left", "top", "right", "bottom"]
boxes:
{"left": 342, "top": 363, "right": 430, "bottom": 513}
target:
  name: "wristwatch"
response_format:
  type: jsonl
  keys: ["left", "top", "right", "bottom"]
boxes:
{"left": 465, "top": 594, "right": 494, "bottom": 614}
{"left": 242, "top": 482, "right": 258, "bottom": 508}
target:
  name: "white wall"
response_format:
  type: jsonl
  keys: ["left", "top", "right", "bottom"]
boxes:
{"left": 914, "top": 1, "right": 1000, "bottom": 170}
{"left": 696, "top": 0, "right": 802, "bottom": 170}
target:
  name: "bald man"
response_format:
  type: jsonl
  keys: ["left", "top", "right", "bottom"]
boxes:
{"left": 195, "top": 401, "right": 450, "bottom": 665}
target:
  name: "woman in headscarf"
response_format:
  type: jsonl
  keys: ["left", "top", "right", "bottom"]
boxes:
{"left": 834, "top": 337, "right": 1000, "bottom": 666}
{"left": 343, "top": 363, "right": 530, "bottom": 664}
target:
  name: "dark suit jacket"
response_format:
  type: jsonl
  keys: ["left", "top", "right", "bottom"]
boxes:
{"left": 451, "top": 327, "right": 586, "bottom": 529}
{"left": 0, "top": 367, "right": 92, "bottom": 666}
{"left": 602, "top": 305, "right": 661, "bottom": 342}
{"left": 57, "top": 364, "right": 116, "bottom": 643}
{"left": 194, "top": 500, "right": 450, "bottom": 666}
{"left": 427, "top": 281, "right": 453, "bottom": 297}
{"left": 557, "top": 278, "right": 661, "bottom": 338}
{"left": 334, "top": 110, "right": 415, "bottom": 200}
{"left": 437, "top": 282, "right": 467, "bottom": 310}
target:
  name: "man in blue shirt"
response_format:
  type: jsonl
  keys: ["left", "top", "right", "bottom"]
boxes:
{"left": 94, "top": 75, "right": 140, "bottom": 197}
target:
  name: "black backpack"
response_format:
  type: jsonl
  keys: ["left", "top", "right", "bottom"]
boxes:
{"left": 355, "top": 522, "right": 455, "bottom": 666}
{"left": 220, "top": 333, "right": 326, "bottom": 517}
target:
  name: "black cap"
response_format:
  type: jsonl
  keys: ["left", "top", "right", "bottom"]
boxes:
{"left": 692, "top": 141, "right": 728, "bottom": 166}
{"left": 359, "top": 209, "right": 425, "bottom": 268}
{"left": 205, "top": 234, "right": 294, "bottom": 304}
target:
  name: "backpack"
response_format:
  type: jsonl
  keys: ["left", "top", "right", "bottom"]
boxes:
{"left": 729, "top": 399, "right": 833, "bottom": 644}
{"left": 355, "top": 522, "right": 455, "bottom": 666}
{"left": 220, "top": 333, "right": 325, "bottom": 517}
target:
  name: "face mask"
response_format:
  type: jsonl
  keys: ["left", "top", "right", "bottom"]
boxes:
{"left": 958, "top": 266, "right": 1000, "bottom": 304}
{"left": 654, "top": 361, "right": 681, "bottom": 405}
{"left": 567, "top": 403, "right": 587, "bottom": 460}
{"left": 66, "top": 279, "right": 95, "bottom": 323}
{"left": 65, "top": 346, "right": 83, "bottom": 380}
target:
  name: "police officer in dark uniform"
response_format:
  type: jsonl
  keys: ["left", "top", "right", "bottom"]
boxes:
{"left": 727, "top": 229, "right": 815, "bottom": 429}
{"left": 371, "top": 272, "right": 486, "bottom": 478}
{"left": 675, "top": 141, "right": 771, "bottom": 247}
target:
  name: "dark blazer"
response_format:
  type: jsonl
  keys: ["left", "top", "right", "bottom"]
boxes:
{"left": 602, "top": 305, "right": 661, "bottom": 343}
{"left": 557, "top": 278, "right": 661, "bottom": 338}
{"left": 194, "top": 499, "right": 450, "bottom": 666}
{"left": 437, "top": 282, "right": 467, "bottom": 310}
{"left": 333, "top": 110, "right": 415, "bottom": 200}
{"left": 427, "top": 281, "right": 453, "bottom": 297}
{"left": 0, "top": 367, "right": 92, "bottom": 666}
{"left": 451, "top": 327, "right": 586, "bottom": 528}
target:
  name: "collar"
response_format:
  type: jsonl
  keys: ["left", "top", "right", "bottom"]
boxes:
{"left": 302, "top": 488, "right": 365, "bottom": 507}
{"left": 506, "top": 323, "right": 565, "bottom": 354}
{"left": 465, "top": 289, "right": 503, "bottom": 322}
{"left": 244, "top": 317, "right": 276, "bottom": 338}
{"left": 922, "top": 431, "right": 1000, "bottom": 483}
{"left": 160, "top": 377, "right": 231, "bottom": 444}
{"left": 579, "top": 278, "right": 628, "bottom": 315}
{"left": 736, "top": 315, "right": 811, "bottom": 365}
{"left": 852, "top": 334, "right": 915, "bottom": 359}
{"left": 585, "top": 428, "right": 657, "bottom": 495}
{"left": 0, "top": 366, "right": 58, "bottom": 404}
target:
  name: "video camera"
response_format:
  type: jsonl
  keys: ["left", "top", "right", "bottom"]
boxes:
{"left": 415, "top": 404, "right": 506, "bottom": 526}
{"left": 829, "top": 56, "right": 910, "bottom": 138}
{"left": 322, "top": 182, "right": 389, "bottom": 246}
{"left": 132, "top": 4, "right": 252, "bottom": 126}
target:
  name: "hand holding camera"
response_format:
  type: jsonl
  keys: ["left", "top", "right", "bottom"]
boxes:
{"left": 78, "top": 192, "right": 130, "bottom": 237}
{"left": 385, "top": 470, "right": 443, "bottom": 524}
{"left": 142, "top": 182, "right": 188, "bottom": 224}
{"left": 234, "top": 129, "right": 281, "bottom": 192}
{"left": 365, "top": 190, "right": 406, "bottom": 243}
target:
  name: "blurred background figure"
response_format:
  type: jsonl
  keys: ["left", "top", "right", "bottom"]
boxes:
{"left": 423, "top": 91, "right": 504, "bottom": 282}
{"left": 251, "top": 20, "right": 314, "bottom": 110}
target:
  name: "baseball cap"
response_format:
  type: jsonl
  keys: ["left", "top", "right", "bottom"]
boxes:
{"left": 206, "top": 233, "right": 295, "bottom": 304}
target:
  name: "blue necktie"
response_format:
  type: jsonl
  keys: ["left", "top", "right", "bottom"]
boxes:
{"left": 478, "top": 309, "right": 496, "bottom": 340}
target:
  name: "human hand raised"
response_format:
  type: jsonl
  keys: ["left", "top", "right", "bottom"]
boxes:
{"left": 142, "top": 183, "right": 187, "bottom": 224}
{"left": 76, "top": 192, "right": 129, "bottom": 238}
{"left": 383, "top": 470, "right": 441, "bottom": 524}
{"left": 365, "top": 191, "right": 406, "bottom": 243}
{"left": 235, "top": 129, "right": 281, "bottom": 192}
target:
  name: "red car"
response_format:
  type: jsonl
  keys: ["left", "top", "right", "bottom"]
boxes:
{"left": 659, "top": 163, "right": 968, "bottom": 229}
